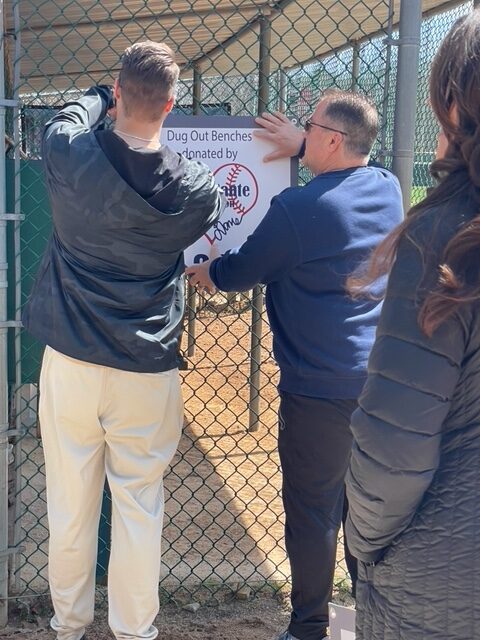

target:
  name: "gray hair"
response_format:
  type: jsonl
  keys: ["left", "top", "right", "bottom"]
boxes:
{"left": 322, "top": 89, "right": 378, "bottom": 157}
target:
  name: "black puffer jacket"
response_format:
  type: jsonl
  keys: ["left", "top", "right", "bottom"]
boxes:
{"left": 346, "top": 191, "right": 480, "bottom": 640}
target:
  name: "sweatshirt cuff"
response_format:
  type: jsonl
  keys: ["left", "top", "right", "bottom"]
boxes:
{"left": 296, "top": 138, "right": 306, "bottom": 159}
{"left": 209, "top": 257, "right": 222, "bottom": 289}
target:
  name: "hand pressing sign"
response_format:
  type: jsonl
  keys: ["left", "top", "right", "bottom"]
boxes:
{"left": 185, "top": 259, "right": 216, "bottom": 295}
{"left": 254, "top": 111, "right": 305, "bottom": 161}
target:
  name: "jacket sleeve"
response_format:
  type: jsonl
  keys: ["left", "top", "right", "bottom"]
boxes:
{"left": 209, "top": 196, "right": 302, "bottom": 292}
{"left": 345, "top": 213, "right": 470, "bottom": 564}
{"left": 175, "top": 159, "right": 225, "bottom": 248}
{"left": 42, "top": 85, "right": 113, "bottom": 183}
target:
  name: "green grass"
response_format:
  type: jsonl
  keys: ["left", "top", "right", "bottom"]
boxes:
{"left": 411, "top": 186, "right": 428, "bottom": 205}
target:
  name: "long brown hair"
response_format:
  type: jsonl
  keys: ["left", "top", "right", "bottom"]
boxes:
{"left": 347, "top": 10, "right": 480, "bottom": 336}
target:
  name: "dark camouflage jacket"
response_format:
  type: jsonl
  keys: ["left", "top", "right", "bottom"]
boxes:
{"left": 22, "top": 87, "right": 224, "bottom": 372}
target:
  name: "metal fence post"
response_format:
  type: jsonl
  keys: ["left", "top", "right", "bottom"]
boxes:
{"left": 11, "top": 0, "right": 24, "bottom": 593}
{"left": 248, "top": 13, "right": 271, "bottom": 433}
{"left": 0, "top": 0, "right": 10, "bottom": 626}
{"left": 278, "top": 68, "right": 287, "bottom": 112}
{"left": 392, "top": 0, "right": 422, "bottom": 213}
{"left": 378, "top": 0, "right": 395, "bottom": 166}
{"left": 186, "top": 64, "right": 202, "bottom": 358}
{"left": 351, "top": 40, "right": 360, "bottom": 91}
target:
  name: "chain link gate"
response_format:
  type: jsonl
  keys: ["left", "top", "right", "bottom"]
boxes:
{"left": 0, "top": 0, "right": 473, "bottom": 624}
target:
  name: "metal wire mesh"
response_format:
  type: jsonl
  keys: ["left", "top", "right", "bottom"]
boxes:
{"left": 1, "top": 0, "right": 474, "bottom": 613}
{"left": 411, "top": 1, "right": 473, "bottom": 204}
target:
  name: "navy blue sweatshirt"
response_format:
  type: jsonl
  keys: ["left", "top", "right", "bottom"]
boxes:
{"left": 210, "top": 166, "right": 403, "bottom": 399}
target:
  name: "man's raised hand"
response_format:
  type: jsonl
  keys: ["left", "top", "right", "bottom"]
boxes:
{"left": 254, "top": 112, "right": 305, "bottom": 162}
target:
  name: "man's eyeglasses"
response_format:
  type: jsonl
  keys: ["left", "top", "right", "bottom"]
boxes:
{"left": 304, "top": 119, "right": 349, "bottom": 136}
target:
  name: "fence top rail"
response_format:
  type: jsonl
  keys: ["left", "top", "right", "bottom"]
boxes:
{"left": 7, "top": 0, "right": 457, "bottom": 91}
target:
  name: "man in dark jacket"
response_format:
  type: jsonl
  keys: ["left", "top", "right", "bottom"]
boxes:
{"left": 23, "top": 42, "right": 224, "bottom": 640}
{"left": 187, "top": 90, "right": 403, "bottom": 640}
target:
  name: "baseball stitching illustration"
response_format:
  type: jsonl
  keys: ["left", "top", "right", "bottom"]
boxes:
{"left": 214, "top": 162, "right": 259, "bottom": 217}
{"left": 225, "top": 164, "right": 247, "bottom": 215}
{"left": 202, "top": 163, "right": 259, "bottom": 247}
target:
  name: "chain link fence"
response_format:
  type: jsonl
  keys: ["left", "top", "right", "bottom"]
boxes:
{"left": 0, "top": 0, "right": 474, "bottom": 619}
{"left": 411, "top": 1, "right": 473, "bottom": 204}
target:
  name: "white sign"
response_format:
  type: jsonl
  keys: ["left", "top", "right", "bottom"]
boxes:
{"left": 161, "top": 115, "right": 296, "bottom": 265}
{"left": 329, "top": 603, "right": 356, "bottom": 640}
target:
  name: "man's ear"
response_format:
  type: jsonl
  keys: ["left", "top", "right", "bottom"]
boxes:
{"left": 164, "top": 96, "right": 175, "bottom": 115}
{"left": 113, "top": 79, "right": 121, "bottom": 102}
{"left": 329, "top": 132, "right": 343, "bottom": 152}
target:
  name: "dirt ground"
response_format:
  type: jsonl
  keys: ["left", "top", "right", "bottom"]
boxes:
{"left": 1, "top": 593, "right": 291, "bottom": 640}
{"left": 1, "top": 587, "right": 354, "bottom": 640}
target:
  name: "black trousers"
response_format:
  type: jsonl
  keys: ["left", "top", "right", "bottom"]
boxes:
{"left": 278, "top": 392, "right": 358, "bottom": 640}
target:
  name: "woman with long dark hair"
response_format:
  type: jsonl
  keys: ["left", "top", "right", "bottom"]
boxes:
{"left": 345, "top": 9, "right": 480, "bottom": 639}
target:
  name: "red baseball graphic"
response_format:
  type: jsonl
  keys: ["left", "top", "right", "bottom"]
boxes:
{"left": 204, "top": 163, "right": 259, "bottom": 246}
{"left": 216, "top": 162, "right": 259, "bottom": 216}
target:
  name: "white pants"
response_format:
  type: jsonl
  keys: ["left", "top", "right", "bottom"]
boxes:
{"left": 39, "top": 347, "right": 183, "bottom": 640}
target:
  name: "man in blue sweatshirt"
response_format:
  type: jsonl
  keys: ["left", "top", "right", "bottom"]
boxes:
{"left": 187, "top": 89, "right": 403, "bottom": 640}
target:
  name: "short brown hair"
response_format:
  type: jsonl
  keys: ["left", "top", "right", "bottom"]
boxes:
{"left": 322, "top": 89, "right": 378, "bottom": 157}
{"left": 118, "top": 41, "right": 179, "bottom": 121}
